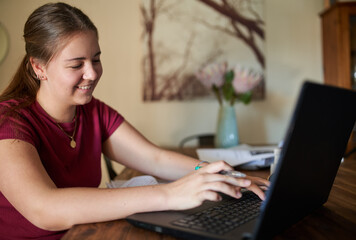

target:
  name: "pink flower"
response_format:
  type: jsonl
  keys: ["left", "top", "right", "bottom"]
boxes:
{"left": 232, "top": 65, "right": 262, "bottom": 94}
{"left": 195, "top": 62, "right": 227, "bottom": 89}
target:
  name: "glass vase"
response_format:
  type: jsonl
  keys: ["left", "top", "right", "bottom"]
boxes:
{"left": 214, "top": 102, "right": 239, "bottom": 148}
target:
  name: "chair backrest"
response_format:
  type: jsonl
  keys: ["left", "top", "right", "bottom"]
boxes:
{"left": 179, "top": 133, "right": 214, "bottom": 149}
{"left": 104, "top": 155, "right": 117, "bottom": 180}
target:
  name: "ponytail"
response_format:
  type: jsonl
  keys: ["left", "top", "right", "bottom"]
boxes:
{"left": 0, "top": 55, "right": 39, "bottom": 106}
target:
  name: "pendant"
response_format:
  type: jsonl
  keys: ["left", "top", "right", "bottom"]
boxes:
{"left": 70, "top": 139, "right": 76, "bottom": 148}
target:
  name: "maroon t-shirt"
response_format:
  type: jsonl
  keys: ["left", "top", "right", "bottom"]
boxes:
{"left": 0, "top": 97, "right": 124, "bottom": 239}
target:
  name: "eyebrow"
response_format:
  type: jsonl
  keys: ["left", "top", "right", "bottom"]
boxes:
{"left": 65, "top": 51, "right": 101, "bottom": 61}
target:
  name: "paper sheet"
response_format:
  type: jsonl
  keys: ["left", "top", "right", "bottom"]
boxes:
{"left": 107, "top": 175, "right": 158, "bottom": 188}
{"left": 196, "top": 144, "right": 276, "bottom": 167}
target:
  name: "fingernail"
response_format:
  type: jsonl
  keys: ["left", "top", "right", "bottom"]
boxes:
{"left": 236, "top": 192, "right": 242, "bottom": 198}
{"left": 243, "top": 180, "right": 251, "bottom": 186}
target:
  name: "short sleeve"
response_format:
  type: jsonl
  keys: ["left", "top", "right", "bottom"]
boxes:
{"left": 91, "top": 98, "right": 125, "bottom": 142}
{"left": 0, "top": 105, "right": 38, "bottom": 147}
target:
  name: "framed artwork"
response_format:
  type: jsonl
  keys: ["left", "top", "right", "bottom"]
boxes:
{"left": 141, "top": 0, "right": 265, "bottom": 101}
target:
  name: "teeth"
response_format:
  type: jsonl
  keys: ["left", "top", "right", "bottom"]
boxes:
{"left": 78, "top": 85, "right": 91, "bottom": 90}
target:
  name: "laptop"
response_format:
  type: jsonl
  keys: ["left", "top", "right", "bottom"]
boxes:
{"left": 126, "top": 81, "right": 356, "bottom": 240}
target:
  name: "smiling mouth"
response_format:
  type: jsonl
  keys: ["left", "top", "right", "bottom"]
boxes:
{"left": 77, "top": 85, "right": 92, "bottom": 90}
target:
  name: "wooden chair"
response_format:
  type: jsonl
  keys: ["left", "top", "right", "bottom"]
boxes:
{"left": 103, "top": 155, "right": 117, "bottom": 180}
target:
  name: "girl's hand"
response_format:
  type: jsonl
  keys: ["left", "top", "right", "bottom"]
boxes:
{"left": 243, "top": 175, "right": 270, "bottom": 200}
{"left": 160, "top": 161, "right": 270, "bottom": 211}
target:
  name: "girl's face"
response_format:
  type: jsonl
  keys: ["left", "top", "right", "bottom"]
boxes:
{"left": 40, "top": 30, "right": 102, "bottom": 107}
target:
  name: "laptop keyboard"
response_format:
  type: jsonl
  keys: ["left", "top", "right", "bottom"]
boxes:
{"left": 172, "top": 191, "right": 262, "bottom": 235}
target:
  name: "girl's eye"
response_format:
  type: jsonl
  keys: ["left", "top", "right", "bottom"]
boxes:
{"left": 93, "top": 59, "right": 101, "bottom": 64}
{"left": 71, "top": 63, "right": 83, "bottom": 69}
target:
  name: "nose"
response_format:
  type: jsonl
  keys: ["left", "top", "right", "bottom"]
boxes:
{"left": 83, "top": 63, "right": 102, "bottom": 80}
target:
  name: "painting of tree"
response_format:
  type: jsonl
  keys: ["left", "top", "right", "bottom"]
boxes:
{"left": 141, "top": 0, "right": 265, "bottom": 101}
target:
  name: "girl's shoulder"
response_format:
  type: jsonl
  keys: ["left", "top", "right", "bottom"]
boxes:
{"left": 0, "top": 98, "right": 31, "bottom": 109}
{"left": 0, "top": 98, "right": 22, "bottom": 107}
{"left": 0, "top": 98, "right": 29, "bottom": 115}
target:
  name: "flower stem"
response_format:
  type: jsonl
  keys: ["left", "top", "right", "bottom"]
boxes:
{"left": 213, "top": 85, "right": 222, "bottom": 106}
{"left": 230, "top": 95, "right": 236, "bottom": 106}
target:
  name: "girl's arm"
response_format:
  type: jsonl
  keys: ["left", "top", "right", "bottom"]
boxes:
{"left": 102, "top": 120, "right": 206, "bottom": 180}
{"left": 0, "top": 139, "right": 165, "bottom": 230}
{"left": 0, "top": 138, "right": 261, "bottom": 232}
{"left": 103, "top": 120, "right": 268, "bottom": 201}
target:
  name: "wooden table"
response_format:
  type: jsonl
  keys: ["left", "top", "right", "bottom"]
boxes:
{"left": 62, "top": 149, "right": 356, "bottom": 240}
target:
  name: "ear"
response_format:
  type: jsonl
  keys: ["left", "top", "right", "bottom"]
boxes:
{"left": 29, "top": 57, "right": 47, "bottom": 80}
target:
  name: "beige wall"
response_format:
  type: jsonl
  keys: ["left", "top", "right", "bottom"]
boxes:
{"left": 0, "top": 0, "right": 324, "bottom": 185}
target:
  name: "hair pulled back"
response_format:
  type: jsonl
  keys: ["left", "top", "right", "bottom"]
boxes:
{"left": 0, "top": 2, "right": 97, "bottom": 105}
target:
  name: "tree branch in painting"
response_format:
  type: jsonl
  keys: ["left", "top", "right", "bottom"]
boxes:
{"left": 141, "top": 0, "right": 212, "bottom": 101}
{"left": 196, "top": 0, "right": 265, "bottom": 69}
{"left": 141, "top": 0, "right": 157, "bottom": 100}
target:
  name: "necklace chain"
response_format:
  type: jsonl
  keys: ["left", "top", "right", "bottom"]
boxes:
{"left": 56, "top": 112, "right": 78, "bottom": 148}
